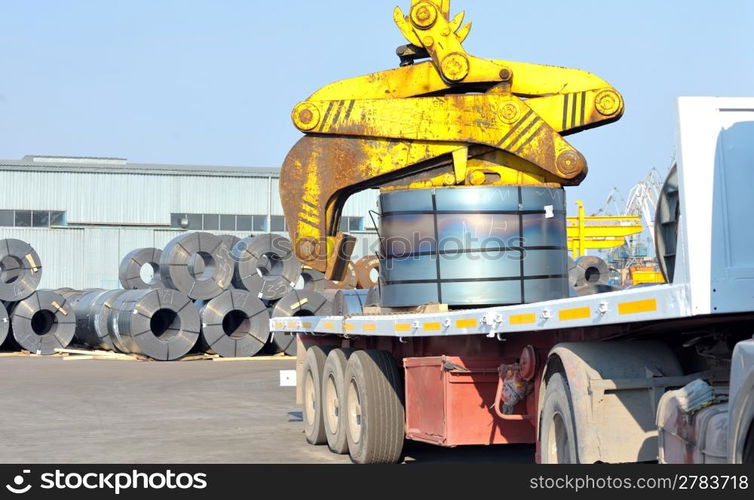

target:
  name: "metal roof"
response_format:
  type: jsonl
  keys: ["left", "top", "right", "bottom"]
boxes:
{"left": 0, "top": 155, "right": 280, "bottom": 178}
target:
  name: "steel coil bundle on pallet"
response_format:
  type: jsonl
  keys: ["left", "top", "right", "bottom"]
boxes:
{"left": 109, "top": 288, "right": 200, "bottom": 361}
{"left": 160, "top": 232, "right": 233, "bottom": 300}
{"left": 119, "top": 248, "right": 165, "bottom": 289}
{"left": 269, "top": 289, "right": 334, "bottom": 355}
{"left": 233, "top": 234, "right": 301, "bottom": 301}
{"left": 195, "top": 289, "right": 270, "bottom": 358}
{"left": 0, "top": 239, "right": 42, "bottom": 302}
{"left": 9, "top": 290, "right": 76, "bottom": 354}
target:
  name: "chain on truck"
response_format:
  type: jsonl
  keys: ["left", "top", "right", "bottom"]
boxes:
{"left": 271, "top": 0, "right": 754, "bottom": 464}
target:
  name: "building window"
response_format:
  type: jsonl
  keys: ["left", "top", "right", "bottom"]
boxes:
{"left": 340, "top": 216, "right": 363, "bottom": 232}
{"left": 270, "top": 215, "right": 286, "bottom": 232}
{"left": 170, "top": 213, "right": 269, "bottom": 232}
{"left": 0, "top": 210, "right": 66, "bottom": 228}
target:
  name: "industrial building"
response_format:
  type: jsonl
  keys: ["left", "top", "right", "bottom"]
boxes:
{"left": 0, "top": 155, "right": 379, "bottom": 289}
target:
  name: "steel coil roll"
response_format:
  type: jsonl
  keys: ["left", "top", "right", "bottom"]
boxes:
{"left": 160, "top": 232, "right": 233, "bottom": 300}
{"left": 195, "top": 289, "right": 269, "bottom": 358}
{"left": 0, "top": 239, "right": 42, "bottom": 302}
{"left": 364, "top": 286, "right": 380, "bottom": 308}
{"left": 333, "top": 289, "right": 369, "bottom": 316}
{"left": 354, "top": 256, "right": 380, "bottom": 289}
{"left": 299, "top": 268, "right": 326, "bottom": 292}
{"left": 119, "top": 248, "right": 164, "bottom": 289}
{"left": 573, "top": 256, "right": 610, "bottom": 287}
{"left": 72, "top": 289, "right": 115, "bottom": 349}
{"left": 9, "top": 290, "right": 76, "bottom": 354}
{"left": 0, "top": 301, "right": 8, "bottom": 347}
{"left": 233, "top": 234, "right": 301, "bottom": 301}
{"left": 270, "top": 289, "right": 333, "bottom": 355}
{"left": 218, "top": 234, "right": 241, "bottom": 252}
{"left": 109, "top": 288, "right": 200, "bottom": 360}
{"left": 378, "top": 185, "right": 569, "bottom": 307}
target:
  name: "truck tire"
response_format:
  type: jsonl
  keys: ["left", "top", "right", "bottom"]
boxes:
{"left": 322, "top": 348, "right": 354, "bottom": 454}
{"left": 344, "top": 350, "right": 405, "bottom": 464}
{"left": 302, "top": 345, "right": 333, "bottom": 445}
{"left": 540, "top": 372, "right": 579, "bottom": 463}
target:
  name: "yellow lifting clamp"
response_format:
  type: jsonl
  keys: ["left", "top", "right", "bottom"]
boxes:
{"left": 280, "top": 0, "right": 624, "bottom": 279}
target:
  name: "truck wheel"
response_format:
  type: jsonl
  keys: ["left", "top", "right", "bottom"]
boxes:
{"left": 344, "top": 350, "right": 405, "bottom": 464}
{"left": 322, "top": 348, "right": 354, "bottom": 454}
{"left": 302, "top": 345, "right": 332, "bottom": 445}
{"left": 540, "top": 372, "right": 579, "bottom": 463}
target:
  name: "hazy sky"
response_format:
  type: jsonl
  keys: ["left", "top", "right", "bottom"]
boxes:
{"left": 1, "top": 0, "right": 752, "bottom": 213}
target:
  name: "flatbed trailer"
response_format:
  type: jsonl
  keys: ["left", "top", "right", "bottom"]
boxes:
{"left": 272, "top": 98, "right": 754, "bottom": 464}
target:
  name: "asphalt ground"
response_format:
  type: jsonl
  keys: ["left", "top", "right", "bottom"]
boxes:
{"left": 0, "top": 357, "right": 533, "bottom": 464}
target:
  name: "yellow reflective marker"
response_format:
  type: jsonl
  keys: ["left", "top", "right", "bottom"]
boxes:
{"left": 323, "top": 321, "right": 335, "bottom": 330}
{"left": 456, "top": 319, "right": 477, "bottom": 329}
{"left": 363, "top": 324, "right": 376, "bottom": 332}
{"left": 395, "top": 323, "right": 412, "bottom": 332}
{"left": 510, "top": 313, "right": 536, "bottom": 325}
{"left": 558, "top": 307, "right": 590, "bottom": 321}
{"left": 423, "top": 322, "right": 441, "bottom": 331}
{"left": 618, "top": 299, "right": 657, "bottom": 315}
{"left": 344, "top": 323, "right": 355, "bottom": 332}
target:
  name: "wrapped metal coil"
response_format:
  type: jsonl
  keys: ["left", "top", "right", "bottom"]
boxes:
{"left": 119, "top": 248, "right": 164, "bottom": 289}
{"left": 269, "top": 289, "right": 333, "bottom": 355}
{"left": 218, "top": 234, "right": 241, "bottom": 252}
{"left": 9, "top": 290, "right": 76, "bottom": 354}
{"left": 0, "top": 239, "right": 42, "bottom": 302}
{"left": 195, "top": 289, "right": 269, "bottom": 358}
{"left": 109, "top": 288, "right": 200, "bottom": 361}
{"left": 573, "top": 256, "right": 610, "bottom": 287}
{"left": 160, "top": 232, "right": 233, "bottom": 300}
{"left": 233, "top": 234, "right": 301, "bottom": 301}
{"left": 365, "top": 286, "right": 380, "bottom": 308}
{"left": 354, "top": 256, "right": 380, "bottom": 289}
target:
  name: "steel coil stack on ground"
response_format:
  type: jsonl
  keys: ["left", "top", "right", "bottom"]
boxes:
{"left": 0, "top": 238, "right": 42, "bottom": 302}
{"left": 109, "top": 288, "right": 200, "bottom": 361}
{"left": 119, "top": 248, "right": 164, "bottom": 290}
{"left": 195, "top": 289, "right": 270, "bottom": 358}
{"left": 233, "top": 234, "right": 301, "bottom": 301}
{"left": 160, "top": 232, "right": 233, "bottom": 300}
{"left": 8, "top": 289, "right": 76, "bottom": 354}
{"left": 269, "top": 289, "right": 334, "bottom": 356}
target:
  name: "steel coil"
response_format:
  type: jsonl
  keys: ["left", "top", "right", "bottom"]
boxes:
{"left": 333, "top": 289, "right": 369, "bottom": 316}
{"left": 0, "top": 239, "right": 42, "bottom": 302}
{"left": 573, "top": 256, "right": 610, "bottom": 287}
{"left": 119, "top": 248, "right": 165, "bottom": 289}
{"left": 354, "top": 256, "right": 379, "bottom": 289}
{"left": 299, "top": 268, "right": 326, "bottom": 292}
{"left": 72, "top": 289, "right": 116, "bottom": 349}
{"left": 195, "top": 289, "right": 269, "bottom": 358}
{"left": 9, "top": 290, "right": 76, "bottom": 354}
{"left": 160, "top": 232, "right": 233, "bottom": 300}
{"left": 109, "top": 288, "right": 200, "bottom": 360}
{"left": 0, "top": 301, "right": 8, "bottom": 347}
{"left": 233, "top": 234, "right": 301, "bottom": 301}
{"left": 269, "top": 289, "right": 333, "bottom": 355}
{"left": 365, "top": 286, "right": 380, "bottom": 308}
{"left": 378, "top": 185, "right": 569, "bottom": 307}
